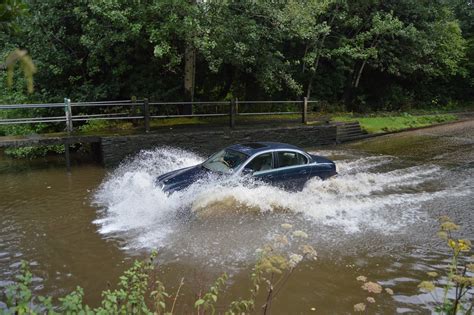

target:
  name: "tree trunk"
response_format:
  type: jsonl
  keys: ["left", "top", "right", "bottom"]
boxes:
{"left": 182, "top": 44, "right": 195, "bottom": 115}
{"left": 302, "top": 43, "right": 309, "bottom": 73}
{"left": 354, "top": 58, "right": 368, "bottom": 89}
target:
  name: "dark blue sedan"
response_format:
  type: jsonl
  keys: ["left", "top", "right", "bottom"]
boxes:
{"left": 156, "top": 142, "right": 337, "bottom": 193}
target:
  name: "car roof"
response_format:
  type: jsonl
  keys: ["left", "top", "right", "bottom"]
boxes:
{"left": 226, "top": 142, "right": 304, "bottom": 156}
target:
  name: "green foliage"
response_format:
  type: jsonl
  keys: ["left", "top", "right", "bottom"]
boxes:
{"left": 195, "top": 274, "right": 228, "bottom": 315}
{"left": 1, "top": 0, "right": 37, "bottom": 94}
{"left": 78, "top": 119, "right": 134, "bottom": 133}
{"left": 0, "top": 0, "right": 28, "bottom": 33}
{"left": 94, "top": 259, "right": 152, "bottom": 314}
{"left": 4, "top": 145, "right": 65, "bottom": 159}
{"left": 1, "top": 0, "right": 473, "bottom": 121}
{"left": 3, "top": 260, "right": 34, "bottom": 314}
{"left": 0, "top": 95, "right": 64, "bottom": 158}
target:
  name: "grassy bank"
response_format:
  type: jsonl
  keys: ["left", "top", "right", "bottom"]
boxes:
{"left": 332, "top": 113, "right": 458, "bottom": 134}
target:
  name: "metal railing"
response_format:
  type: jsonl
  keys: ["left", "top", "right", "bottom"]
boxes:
{"left": 0, "top": 97, "right": 317, "bottom": 133}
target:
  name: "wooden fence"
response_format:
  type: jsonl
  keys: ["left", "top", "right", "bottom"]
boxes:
{"left": 0, "top": 98, "right": 318, "bottom": 133}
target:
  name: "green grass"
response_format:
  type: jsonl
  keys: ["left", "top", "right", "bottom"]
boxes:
{"left": 332, "top": 113, "right": 457, "bottom": 134}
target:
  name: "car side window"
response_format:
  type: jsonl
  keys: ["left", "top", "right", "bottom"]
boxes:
{"left": 244, "top": 153, "right": 273, "bottom": 172}
{"left": 277, "top": 151, "right": 307, "bottom": 168}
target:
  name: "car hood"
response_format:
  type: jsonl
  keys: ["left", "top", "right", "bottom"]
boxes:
{"left": 157, "top": 164, "right": 207, "bottom": 184}
{"left": 156, "top": 164, "right": 219, "bottom": 193}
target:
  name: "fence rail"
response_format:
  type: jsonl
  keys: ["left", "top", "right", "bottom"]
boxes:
{"left": 0, "top": 98, "right": 318, "bottom": 132}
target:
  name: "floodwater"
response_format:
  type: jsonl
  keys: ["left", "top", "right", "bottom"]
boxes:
{"left": 0, "top": 120, "right": 473, "bottom": 314}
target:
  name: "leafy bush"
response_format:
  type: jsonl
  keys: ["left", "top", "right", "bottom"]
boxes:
{"left": 78, "top": 120, "right": 134, "bottom": 133}
{"left": 4, "top": 145, "right": 65, "bottom": 159}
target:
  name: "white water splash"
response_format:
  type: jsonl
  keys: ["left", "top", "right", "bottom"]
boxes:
{"left": 93, "top": 147, "right": 203, "bottom": 238}
{"left": 93, "top": 147, "right": 469, "bottom": 258}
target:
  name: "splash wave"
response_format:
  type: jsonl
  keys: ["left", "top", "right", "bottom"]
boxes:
{"left": 93, "top": 147, "right": 465, "bottom": 254}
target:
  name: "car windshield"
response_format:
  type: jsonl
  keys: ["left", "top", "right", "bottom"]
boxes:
{"left": 202, "top": 149, "right": 249, "bottom": 174}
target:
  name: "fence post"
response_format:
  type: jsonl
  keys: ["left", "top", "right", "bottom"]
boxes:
{"left": 302, "top": 97, "right": 308, "bottom": 124}
{"left": 64, "top": 98, "right": 73, "bottom": 133}
{"left": 235, "top": 98, "right": 239, "bottom": 116}
{"left": 143, "top": 98, "right": 150, "bottom": 133}
{"left": 229, "top": 99, "right": 236, "bottom": 128}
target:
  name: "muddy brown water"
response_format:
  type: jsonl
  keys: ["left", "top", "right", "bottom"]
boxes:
{"left": 1, "top": 120, "right": 473, "bottom": 314}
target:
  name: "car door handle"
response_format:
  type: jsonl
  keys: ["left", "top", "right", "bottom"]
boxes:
{"left": 298, "top": 170, "right": 309, "bottom": 174}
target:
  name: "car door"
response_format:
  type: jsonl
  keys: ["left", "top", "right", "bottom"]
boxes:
{"left": 271, "top": 151, "right": 311, "bottom": 190}
{"left": 242, "top": 152, "right": 275, "bottom": 184}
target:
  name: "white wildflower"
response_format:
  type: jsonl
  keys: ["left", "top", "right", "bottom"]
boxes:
{"left": 289, "top": 253, "right": 303, "bottom": 268}
{"left": 353, "top": 303, "right": 366, "bottom": 312}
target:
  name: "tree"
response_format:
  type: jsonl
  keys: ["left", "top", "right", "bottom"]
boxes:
{"left": 449, "top": 0, "right": 474, "bottom": 101}
{"left": 281, "top": 0, "right": 342, "bottom": 99}
{"left": 332, "top": 0, "right": 465, "bottom": 109}
{"left": 0, "top": 0, "right": 469, "bottom": 110}
{"left": 193, "top": 1, "right": 294, "bottom": 99}
{"left": 336, "top": 10, "right": 408, "bottom": 107}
